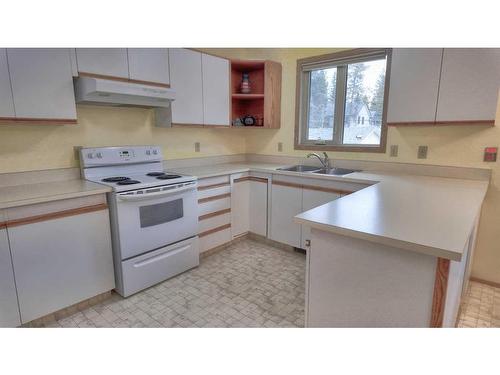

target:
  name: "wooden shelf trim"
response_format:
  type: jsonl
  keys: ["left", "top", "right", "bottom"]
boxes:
{"left": 232, "top": 93, "right": 265, "bottom": 100}
{"left": 198, "top": 223, "right": 231, "bottom": 238}
{"left": 198, "top": 193, "right": 231, "bottom": 204}
{"left": 0, "top": 117, "right": 77, "bottom": 125}
{"left": 388, "top": 120, "right": 495, "bottom": 127}
{"left": 78, "top": 72, "right": 170, "bottom": 88}
{"left": 198, "top": 182, "right": 230, "bottom": 191}
{"left": 234, "top": 176, "right": 268, "bottom": 184}
{"left": 0, "top": 221, "right": 6, "bottom": 229}
{"left": 198, "top": 208, "right": 231, "bottom": 221}
{"left": 5, "top": 203, "right": 108, "bottom": 228}
{"left": 430, "top": 257, "right": 450, "bottom": 328}
{"left": 272, "top": 180, "right": 353, "bottom": 195}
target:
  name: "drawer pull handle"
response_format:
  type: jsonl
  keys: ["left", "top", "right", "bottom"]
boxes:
{"left": 133, "top": 245, "right": 190, "bottom": 268}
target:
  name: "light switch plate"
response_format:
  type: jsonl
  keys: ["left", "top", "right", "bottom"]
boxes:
{"left": 390, "top": 145, "right": 398, "bottom": 157}
{"left": 418, "top": 146, "right": 428, "bottom": 159}
{"left": 194, "top": 142, "right": 200, "bottom": 152}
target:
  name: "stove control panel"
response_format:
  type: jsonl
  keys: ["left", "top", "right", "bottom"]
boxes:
{"left": 80, "top": 146, "right": 163, "bottom": 167}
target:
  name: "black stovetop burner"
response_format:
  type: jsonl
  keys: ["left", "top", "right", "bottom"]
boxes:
{"left": 116, "top": 180, "right": 141, "bottom": 185}
{"left": 156, "top": 174, "right": 182, "bottom": 180}
{"left": 146, "top": 172, "right": 166, "bottom": 177}
{"left": 102, "top": 176, "right": 130, "bottom": 182}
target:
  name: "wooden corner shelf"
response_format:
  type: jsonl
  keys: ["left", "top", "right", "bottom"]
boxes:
{"left": 230, "top": 59, "right": 281, "bottom": 129}
{"left": 231, "top": 93, "right": 265, "bottom": 100}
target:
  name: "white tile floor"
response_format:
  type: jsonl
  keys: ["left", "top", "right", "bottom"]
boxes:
{"left": 38, "top": 237, "right": 498, "bottom": 328}
{"left": 43, "top": 238, "right": 306, "bottom": 328}
{"left": 457, "top": 281, "right": 500, "bottom": 328}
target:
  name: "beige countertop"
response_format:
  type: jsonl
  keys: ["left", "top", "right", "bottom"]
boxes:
{"left": 0, "top": 179, "right": 111, "bottom": 210}
{"left": 173, "top": 162, "right": 488, "bottom": 261}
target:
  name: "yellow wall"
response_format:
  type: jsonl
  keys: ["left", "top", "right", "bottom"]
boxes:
{"left": 0, "top": 105, "right": 247, "bottom": 173}
{"left": 204, "top": 48, "right": 500, "bottom": 284}
{"left": 0, "top": 48, "right": 498, "bottom": 284}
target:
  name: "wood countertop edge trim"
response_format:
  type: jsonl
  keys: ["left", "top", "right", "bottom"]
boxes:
{"left": 6, "top": 203, "right": 108, "bottom": 228}
{"left": 272, "top": 179, "right": 353, "bottom": 195}
{"left": 430, "top": 257, "right": 450, "bottom": 328}
{"left": 198, "top": 223, "right": 231, "bottom": 238}
{"left": 0, "top": 221, "right": 6, "bottom": 229}
{"left": 0, "top": 117, "right": 78, "bottom": 125}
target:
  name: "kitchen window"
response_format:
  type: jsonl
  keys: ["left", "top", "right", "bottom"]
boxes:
{"left": 294, "top": 48, "right": 391, "bottom": 152}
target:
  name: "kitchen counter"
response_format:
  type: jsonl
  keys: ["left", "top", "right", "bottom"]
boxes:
{"left": 172, "top": 162, "right": 488, "bottom": 261}
{"left": 0, "top": 179, "right": 112, "bottom": 209}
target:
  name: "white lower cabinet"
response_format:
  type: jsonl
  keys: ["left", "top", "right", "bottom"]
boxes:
{"left": 8, "top": 209, "right": 115, "bottom": 324}
{"left": 270, "top": 182, "right": 303, "bottom": 248}
{"left": 231, "top": 175, "right": 268, "bottom": 238}
{"left": 0, "top": 226, "right": 21, "bottom": 327}
{"left": 301, "top": 189, "right": 340, "bottom": 249}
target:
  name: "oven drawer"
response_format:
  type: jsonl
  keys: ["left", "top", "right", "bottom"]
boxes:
{"left": 119, "top": 236, "right": 199, "bottom": 297}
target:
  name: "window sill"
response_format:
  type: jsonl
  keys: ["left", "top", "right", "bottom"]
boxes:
{"left": 294, "top": 143, "right": 386, "bottom": 153}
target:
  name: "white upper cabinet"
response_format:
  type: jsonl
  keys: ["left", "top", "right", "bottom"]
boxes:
{"left": 0, "top": 49, "right": 15, "bottom": 118}
{"left": 169, "top": 48, "right": 204, "bottom": 124}
{"left": 387, "top": 48, "right": 443, "bottom": 123}
{"left": 202, "top": 53, "right": 230, "bottom": 126}
{"left": 7, "top": 49, "right": 77, "bottom": 120}
{"left": 75, "top": 48, "right": 129, "bottom": 78}
{"left": 436, "top": 48, "right": 500, "bottom": 122}
{"left": 127, "top": 48, "right": 170, "bottom": 85}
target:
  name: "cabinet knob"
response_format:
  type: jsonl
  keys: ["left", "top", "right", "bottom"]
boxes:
{"left": 305, "top": 239, "right": 311, "bottom": 247}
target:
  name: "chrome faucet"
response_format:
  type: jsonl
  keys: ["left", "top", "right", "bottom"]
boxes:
{"left": 306, "top": 152, "right": 331, "bottom": 169}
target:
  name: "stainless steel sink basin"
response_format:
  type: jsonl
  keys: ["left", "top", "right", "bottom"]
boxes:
{"left": 276, "top": 165, "right": 322, "bottom": 172}
{"left": 313, "top": 168, "right": 359, "bottom": 176}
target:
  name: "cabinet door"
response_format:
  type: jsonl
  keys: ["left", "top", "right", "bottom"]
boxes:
{"left": 9, "top": 210, "right": 115, "bottom": 324}
{"left": 202, "top": 53, "right": 230, "bottom": 126}
{"left": 0, "top": 227, "right": 21, "bottom": 327}
{"left": 270, "top": 183, "right": 302, "bottom": 248}
{"left": 169, "top": 48, "right": 204, "bottom": 124}
{"left": 387, "top": 48, "right": 443, "bottom": 123}
{"left": 0, "top": 49, "right": 15, "bottom": 118}
{"left": 231, "top": 179, "right": 250, "bottom": 237}
{"left": 75, "top": 48, "right": 129, "bottom": 78}
{"left": 7, "top": 49, "right": 77, "bottom": 120}
{"left": 301, "top": 189, "right": 340, "bottom": 249}
{"left": 127, "top": 48, "right": 170, "bottom": 85}
{"left": 249, "top": 179, "right": 268, "bottom": 237}
{"left": 436, "top": 48, "right": 500, "bottom": 122}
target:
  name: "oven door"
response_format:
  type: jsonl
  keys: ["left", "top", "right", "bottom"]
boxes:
{"left": 114, "top": 182, "right": 198, "bottom": 260}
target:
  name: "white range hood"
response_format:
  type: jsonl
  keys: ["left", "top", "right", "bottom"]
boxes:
{"left": 74, "top": 77, "right": 176, "bottom": 127}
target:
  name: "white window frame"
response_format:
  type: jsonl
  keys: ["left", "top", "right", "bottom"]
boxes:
{"left": 294, "top": 48, "right": 392, "bottom": 153}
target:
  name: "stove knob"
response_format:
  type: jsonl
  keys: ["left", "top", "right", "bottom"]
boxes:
{"left": 96, "top": 152, "right": 103, "bottom": 159}
{"left": 87, "top": 153, "right": 94, "bottom": 159}
{"left": 153, "top": 149, "right": 158, "bottom": 155}
{"left": 146, "top": 150, "right": 151, "bottom": 155}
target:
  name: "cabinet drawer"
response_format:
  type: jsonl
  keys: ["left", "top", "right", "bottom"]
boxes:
{"left": 199, "top": 211, "right": 231, "bottom": 233}
{"left": 199, "top": 226, "right": 231, "bottom": 253}
{"left": 198, "top": 196, "right": 231, "bottom": 216}
{"left": 120, "top": 237, "right": 199, "bottom": 297}
{"left": 198, "top": 175, "right": 230, "bottom": 188}
{"left": 197, "top": 184, "right": 231, "bottom": 200}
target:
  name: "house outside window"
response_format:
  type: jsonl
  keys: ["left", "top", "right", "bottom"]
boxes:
{"left": 294, "top": 48, "right": 391, "bottom": 152}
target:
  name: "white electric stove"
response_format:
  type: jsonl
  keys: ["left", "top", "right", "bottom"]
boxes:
{"left": 80, "top": 145, "right": 199, "bottom": 297}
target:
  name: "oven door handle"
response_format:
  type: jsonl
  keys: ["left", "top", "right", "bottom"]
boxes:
{"left": 117, "top": 185, "right": 196, "bottom": 202}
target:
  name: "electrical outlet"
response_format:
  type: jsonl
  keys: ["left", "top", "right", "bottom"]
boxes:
{"left": 278, "top": 142, "right": 283, "bottom": 152}
{"left": 417, "top": 146, "right": 428, "bottom": 159}
{"left": 194, "top": 142, "right": 200, "bottom": 152}
{"left": 390, "top": 145, "right": 398, "bottom": 157}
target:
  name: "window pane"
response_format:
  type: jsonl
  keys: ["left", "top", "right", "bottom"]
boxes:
{"left": 307, "top": 67, "right": 337, "bottom": 141}
{"left": 342, "top": 58, "right": 386, "bottom": 145}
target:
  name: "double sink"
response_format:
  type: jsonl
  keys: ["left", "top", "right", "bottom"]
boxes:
{"left": 276, "top": 165, "right": 358, "bottom": 176}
